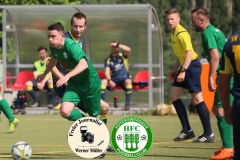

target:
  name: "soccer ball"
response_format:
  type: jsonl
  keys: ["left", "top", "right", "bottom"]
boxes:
{"left": 117, "top": 135, "right": 122, "bottom": 141}
{"left": 11, "top": 141, "right": 32, "bottom": 160}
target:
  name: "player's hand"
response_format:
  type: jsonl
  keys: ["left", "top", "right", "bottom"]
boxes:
{"left": 177, "top": 72, "right": 185, "bottom": 82}
{"left": 208, "top": 77, "right": 216, "bottom": 92}
{"left": 224, "top": 107, "right": 232, "bottom": 124}
{"left": 110, "top": 42, "right": 118, "bottom": 48}
{"left": 36, "top": 74, "right": 46, "bottom": 83}
{"left": 56, "top": 75, "right": 69, "bottom": 87}
{"left": 169, "top": 70, "right": 176, "bottom": 81}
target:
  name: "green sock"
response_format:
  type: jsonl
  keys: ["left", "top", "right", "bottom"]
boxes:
{"left": 67, "top": 109, "right": 83, "bottom": 121}
{"left": 217, "top": 116, "right": 233, "bottom": 148}
{"left": 0, "top": 99, "right": 14, "bottom": 123}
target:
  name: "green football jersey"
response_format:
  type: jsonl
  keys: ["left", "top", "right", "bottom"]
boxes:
{"left": 50, "top": 38, "right": 101, "bottom": 92}
{"left": 202, "top": 24, "right": 226, "bottom": 70}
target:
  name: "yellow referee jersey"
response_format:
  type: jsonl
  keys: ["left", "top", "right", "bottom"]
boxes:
{"left": 171, "top": 24, "right": 198, "bottom": 64}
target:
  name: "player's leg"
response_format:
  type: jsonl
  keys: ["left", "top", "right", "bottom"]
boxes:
{"left": 61, "top": 85, "right": 82, "bottom": 121}
{"left": 124, "top": 78, "right": 132, "bottom": 111}
{"left": 100, "top": 99, "right": 109, "bottom": 124}
{"left": 232, "top": 98, "right": 240, "bottom": 160}
{"left": 210, "top": 88, "right": 233, "bottom": 159}
{"left": 170, "top": 85, "right": 194, "bottom": 141}
{"left": 0, "top": 95, "right": 19, "bottom": 132}
{"left": 46, "top": 79, "right": 55, "bottom": 108}
{"left": 26, "top": 80, "right": 40, "bottom": 107}
{"left": 187, "top": 60, "right": 214, "bottom": 143}
{"left": 101, "top": 79, "right": 108, "bottom": 101}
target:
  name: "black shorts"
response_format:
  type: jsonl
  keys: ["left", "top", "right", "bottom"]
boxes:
{"left": 31, "top": 79, "right": 48, "bottom": 91}
{"left": 172, "top": 59, "right": 202, "bottom": 93}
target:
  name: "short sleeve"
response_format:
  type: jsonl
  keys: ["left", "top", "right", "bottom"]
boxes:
{"left": 202, "top": 32, "right": 218, "bottom": 50}
{"left": 104, "top": 57, "right": 110, "bottom": 68}
{"left": 68, "top": 43, "right": 86, "bottom": 62}
{"left": 177, "top": 32, "right": 194, "bottom": 52}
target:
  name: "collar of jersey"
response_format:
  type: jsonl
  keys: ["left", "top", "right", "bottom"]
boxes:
{"left": 69, "top": 30, "right": 79, "bottom": 43}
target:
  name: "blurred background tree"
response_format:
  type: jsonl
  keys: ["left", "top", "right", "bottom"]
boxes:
{"left": 0, "top": 0, "right": 237, "bottom": 103}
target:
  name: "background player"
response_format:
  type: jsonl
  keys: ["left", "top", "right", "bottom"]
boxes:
{"left": 191, "top": 8, "right": 233, "bottom": 160}
{"left": 218, "top": 30, "right": 240, "bottom": 160}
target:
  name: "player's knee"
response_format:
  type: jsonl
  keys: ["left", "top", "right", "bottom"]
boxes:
{"left": 125, "top": 79, "right": 132, "bottom": 85}
{"left": 60, "top": 109, "right": 70, "bottom": 118}
{"left": 101, "top": 101, "right": 109, "bottom": 114}
{"left": 60, "top": 106, "right": 71, "bottom": 118}
{"left": 102, "top": 79, "right": 108, "bottom": 86}
{"left": 26, "top": 82, "right": 33, "bottom": 91}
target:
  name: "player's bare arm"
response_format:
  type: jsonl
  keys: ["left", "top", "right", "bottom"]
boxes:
{"left": 104, "top": 66, "right": 115, "bottom": 88}
{"left": 208, "top": 49, "right": 219, "bottom": 92}
{"left": 177, "top": 50, "right": 192, "bottom": 82}
{"left": 36, "top": 58, "right": 58, "bottom": 83}
{"left": 56, "top": 58, "right": 88, "bottom": 87}
{"left": 104, "top": 67, "right": 111, "bottom": 80}
{"left": 111, "top": 42, "right": 131, "bottom": 56}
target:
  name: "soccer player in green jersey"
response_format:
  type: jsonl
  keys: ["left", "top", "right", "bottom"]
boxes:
{"left": 0, "top": 95, "right": 19, "bottom": 133}
{"left": 37, "top": 22, "right": 101, "bottom": 120}
{"left": 191, "top": 8, "right": 233, "bottom": 160}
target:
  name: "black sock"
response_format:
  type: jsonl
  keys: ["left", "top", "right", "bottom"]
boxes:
{"left": 196, "top": 101, "right": 212, "bottom": 136}
{"left": 172, "top": 99, "right": 191, "bottom": 131}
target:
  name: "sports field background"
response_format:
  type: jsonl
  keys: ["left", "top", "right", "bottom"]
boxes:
{"left": 0, "top": 114, "right": 223, "bottom": 160}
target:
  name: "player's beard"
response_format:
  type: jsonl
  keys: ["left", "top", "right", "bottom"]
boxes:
{"left": 194, "top": 25, "right": 203, "bottom": 32}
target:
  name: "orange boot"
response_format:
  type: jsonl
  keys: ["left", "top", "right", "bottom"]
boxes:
{"left": 214, "top": 147, "right": 223, "bottom": 156}
{"left": 210, "top": 148, "right": 233, "bottom": 160}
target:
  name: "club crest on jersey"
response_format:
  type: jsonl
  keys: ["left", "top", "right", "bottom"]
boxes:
{"left": 63, "top": 52, "right": 67, "bottom": 59}
{"left": 118, "top": 59, "right": 122, "bottom": 63}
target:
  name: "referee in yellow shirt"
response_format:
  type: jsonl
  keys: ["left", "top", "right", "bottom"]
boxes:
{"left": 165, "top": 8, "right": 214, "bottom": 143}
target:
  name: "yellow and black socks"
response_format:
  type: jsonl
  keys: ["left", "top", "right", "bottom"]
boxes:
{"left": 217, "top": 116, "right": 233, "bottom": 148}
{"left": 47, "top": 84, "right": 54, "bottom": 104}
{"left": 100, "top": 114, "right": 108, "bottom": 124}
{"left": 26, "top": 86, "right": 38, "bottom": 103}
{"left": 0, "top": 99, "right": 14, "bottom": 123}
{"left": 125, "top": 84, "right": 132, "bottom": 105}
{"left": 101, "top": 85, "right": 107, "bottom": 101}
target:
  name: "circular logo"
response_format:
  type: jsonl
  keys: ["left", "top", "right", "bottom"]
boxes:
{"left": 111, "top": 116, "right": 153, "bottom": 159}
{"left": 68, "top": 117, "right": 110, "bottom": 159}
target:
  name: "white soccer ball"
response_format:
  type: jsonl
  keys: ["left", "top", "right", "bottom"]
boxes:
{"left": 169, "top": 104, "right": 177, "bottom": 115}
{"left": 11, "top": 141, "right": 32, "bottom": 160}
{"left": 155, "top": 103, "right": 168, "bottom": 116}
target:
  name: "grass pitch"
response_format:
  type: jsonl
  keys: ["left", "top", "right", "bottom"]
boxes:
{"left": 0, "top": 114, "right": 223, "bottom": 160}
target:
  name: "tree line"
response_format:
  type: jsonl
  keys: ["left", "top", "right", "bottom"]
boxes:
{"left": 0, "top": 0, "right": 238, "bottom": 103}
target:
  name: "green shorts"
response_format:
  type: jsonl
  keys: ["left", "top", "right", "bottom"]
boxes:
{"left": 214, "top": 75, "right": 234, "bottom": 108}
{"left": 62, "top": 84, "right": 101, "bottom": 117}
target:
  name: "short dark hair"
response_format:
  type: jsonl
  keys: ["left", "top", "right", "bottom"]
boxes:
{"left": 71, "top": 12, "right": 87, "bottom": 26}
{"left": 164, "top": 8, "right": 179, "bottom": 15}
{"left": 191, "top": 8, "right": 210, "bottom": 19}
{"left": 37, "top": 46, "right": 48, "bottom": 52}
{"left": 47, "top": 22, "right": 64, "bottom": 33}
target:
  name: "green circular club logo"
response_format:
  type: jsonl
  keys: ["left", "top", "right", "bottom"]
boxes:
{"left": 111, "top": 116, "right": 153, "bottom": 159}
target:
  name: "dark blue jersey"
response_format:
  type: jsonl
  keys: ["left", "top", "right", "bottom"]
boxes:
{"left": 104, "top": 52, "right": 130, "bottom": 81}
{"left": 220, "top": 29, "right": 240, "bottom": 97}
{"left": 52, "top": 31, "right": 83, "bottom": 83}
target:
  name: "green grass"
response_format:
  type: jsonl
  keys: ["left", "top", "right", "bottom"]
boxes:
{"left": 0, "top": 115, "right": 223, "bottom": 160}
